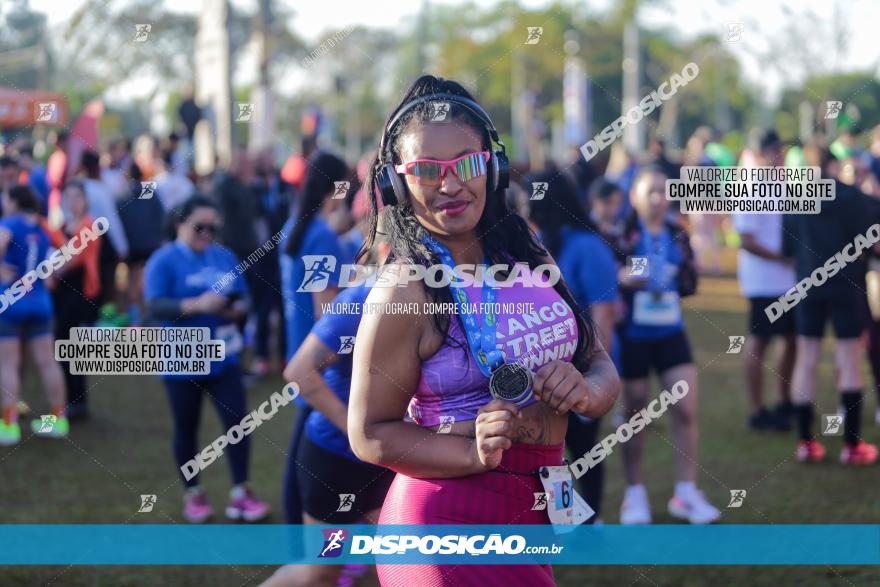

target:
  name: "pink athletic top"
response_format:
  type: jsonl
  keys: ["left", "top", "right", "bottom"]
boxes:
{"left": 407, "top": 271, "right": 580, "bottom": 427}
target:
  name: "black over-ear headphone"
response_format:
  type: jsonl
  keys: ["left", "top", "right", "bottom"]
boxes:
{"left": 375, "top": 92, "right": 510, "bottom": 207}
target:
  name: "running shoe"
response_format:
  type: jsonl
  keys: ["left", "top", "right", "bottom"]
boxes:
{"left": 620, "top": 485, "right": 652, "bottom": 525}
{"left": 840, "top": 441, "right": 879, "bottom": 465}
{"left": 0, "top": 421, "right": 21, "bottom": 446}
{"left": 795, "top": 439, "right": 826, "bottom": 463}
{"left": 748, "top": 408, "right": 778, "bottom": 431}
{"left": 226, "top": 486, "right": 270, "bottom": 522}
{"left": 771, "top": 401, "right": 793, "bottom": 431}
{"left": 184, "top": 490, "right": 213, "bottom": 523}
{"left": 668, "top": 489, "right": 721, "bottom": 524}
{"left": 31, "top": 416, "right": 69, "bottom": 439}
{"left": 250, "top": 358, "right": 269, "bottom": 378}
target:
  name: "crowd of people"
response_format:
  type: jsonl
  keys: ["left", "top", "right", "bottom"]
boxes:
{"left": 2, "top": 73, "right": 880, "bottom": 586}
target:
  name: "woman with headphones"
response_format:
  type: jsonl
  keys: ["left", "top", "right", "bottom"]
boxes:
{"left": 348, "top": 75, "right": 621, "bottom": 586}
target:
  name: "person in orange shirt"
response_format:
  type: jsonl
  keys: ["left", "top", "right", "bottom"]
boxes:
{"left": 46, "top": 181, "right": 101, "bottom": 420}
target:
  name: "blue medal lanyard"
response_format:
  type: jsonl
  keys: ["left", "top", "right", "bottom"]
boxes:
{"left": 639, "top": 221, "right": 667, "bottom": 293}
{"left": 422, "top": 236, "right": 504, "bottom": 377}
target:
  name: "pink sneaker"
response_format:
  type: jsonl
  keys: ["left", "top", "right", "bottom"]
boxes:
{"left": 226, "top": 486, "right": 270, "bottom": 522}
{"left": 184, "top": 490, "right": 213, "bottom": 524}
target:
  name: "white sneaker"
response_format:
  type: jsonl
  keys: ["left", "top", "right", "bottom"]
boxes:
{"left": 620, "top": 485, "right": 652, "bottom": 525}
{"left": 668, "top": 489, "right": 721, "bottom": 524}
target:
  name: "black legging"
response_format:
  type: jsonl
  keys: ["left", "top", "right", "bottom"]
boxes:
{"left": 164, "top": 366, "right": 250, "bottom": 488}
{"left": 282, "top": 404, "right": 313, "bottom": 523}
{"left": 52, "top": 267, "right": 99, "bottom": 408}
{"left": 566, "top": 412, "right": 604, "bottom": 521}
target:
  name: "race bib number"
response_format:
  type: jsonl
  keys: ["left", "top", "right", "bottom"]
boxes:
{"left": 538, "top": 465, "right": 594, "bottom": 534}
{"left": 215, "top": 324, "right": 243, "bottom": 355}
{"left": 633, "top": 291, "right": 681, "bottom": 326}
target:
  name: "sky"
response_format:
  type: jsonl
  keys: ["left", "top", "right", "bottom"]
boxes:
{"left": 25, "top": 0, "right": 880, "bottom": 105}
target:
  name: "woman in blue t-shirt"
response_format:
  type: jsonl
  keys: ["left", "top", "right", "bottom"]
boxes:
{"left": 145, "top": 195, "right": 270, "bottom": 524}
{"left": 616, "top": 167, "right": 719, "bottom": 526}
{"left": 279, "top": 151, "right": 354, "bottom": 525}
{"left": 522, "top": 171, "right": 621, "bottom": 524}
{"left": 0, "top": 185, "right": 68, "bottom": 445}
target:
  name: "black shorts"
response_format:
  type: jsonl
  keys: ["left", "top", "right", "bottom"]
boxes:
{"left": 795, "top": 292, "right": 867, "bottom": 339}
{"left": 620, "top": 330, "right": 693, "bottom": 379}
{"left": 296, "top": 434, "right": 394, "bottom": 523}
{"left": 749, "top": 296, "right": 796, "bottom": 338}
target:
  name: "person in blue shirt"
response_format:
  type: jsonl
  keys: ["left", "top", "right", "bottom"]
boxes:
{"left": 17, "top": 144, "right": 50, "bottom": 215}
{"left": 0, "top": 185, "right": 68, "bottom": 445}
{"left": 522, "top": 171, "right": 621, "bottom": 524}
{"left": 145, "top": 195, "right": 270, "bottom": 524}
{"left": 278, "top": 151, "right": 352, "bottom": 525}
{"left": 264, "top": 286, "right": 394, "bottom": 587}
{"left": 616, "top": 167, "right": 719, "bottom": 526}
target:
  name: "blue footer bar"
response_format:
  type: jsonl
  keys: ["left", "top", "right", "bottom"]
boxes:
{"left": 0, "top": 525, "right": 878, "bottom": 565}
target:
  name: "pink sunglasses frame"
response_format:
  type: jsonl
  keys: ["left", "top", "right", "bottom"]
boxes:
{"left": 394, "top": 150, "right": 491, "bottom": 185}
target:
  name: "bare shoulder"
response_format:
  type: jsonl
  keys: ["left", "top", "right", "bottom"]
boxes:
{"left": 360, "top": 261, "right": 442, "bottom": 360}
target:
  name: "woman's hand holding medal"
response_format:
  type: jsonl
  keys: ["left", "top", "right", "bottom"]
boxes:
{"left": 472, "top": 399, "right": 522, "bottom": 470}
{"left": 532, "top": 360, "right": 591, "bottom": 415}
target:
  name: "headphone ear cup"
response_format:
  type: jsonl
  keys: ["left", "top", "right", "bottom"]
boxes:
{"left": 494, "top": 150, "right": 510, "bottom": 191}
{"left": 376, "top": 164, "right": 406, "bottom": 207}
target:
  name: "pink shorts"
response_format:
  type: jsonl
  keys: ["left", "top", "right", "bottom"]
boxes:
{"left": 376, "top": 442, "right": 564, "bottom": 587}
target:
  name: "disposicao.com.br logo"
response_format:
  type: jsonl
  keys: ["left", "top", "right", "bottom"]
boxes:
{"left": 298, "top": 256, "right": 561, "bottom": 292}
{"left": 320, "top": 532, "right": 563, "bottom": 557}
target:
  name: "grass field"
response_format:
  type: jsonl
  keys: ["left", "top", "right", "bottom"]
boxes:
{"left": 2, "top": 275, "right": 879, "bottom": 586}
